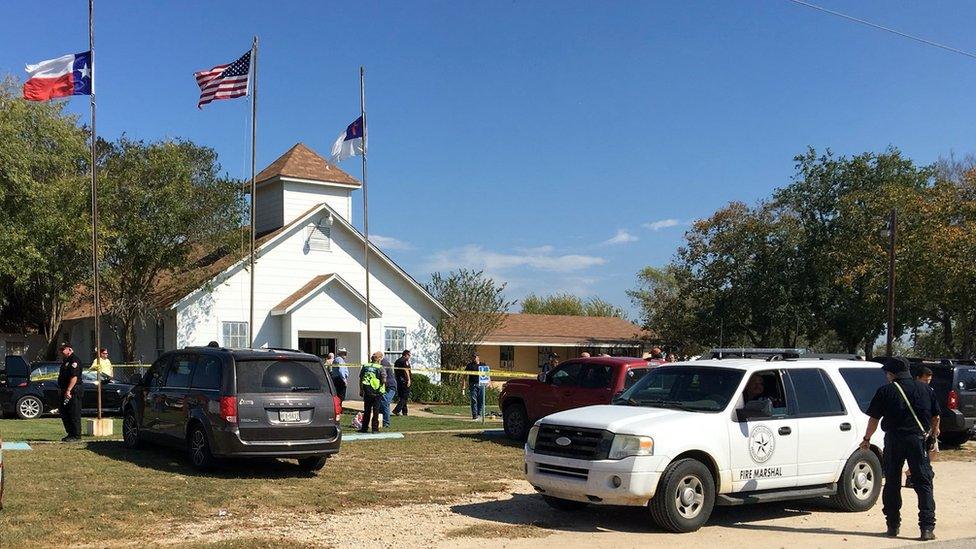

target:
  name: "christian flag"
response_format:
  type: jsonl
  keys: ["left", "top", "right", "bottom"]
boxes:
{"left": 330, "top": 116, "right": 365, "bottom": 163}
{"left": 23, "top": 51, "right": 92, "bottom": 101}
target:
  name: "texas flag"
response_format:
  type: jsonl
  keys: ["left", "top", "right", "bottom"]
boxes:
{"left": 23, "top": 51, "right": 92, "bottom": 101}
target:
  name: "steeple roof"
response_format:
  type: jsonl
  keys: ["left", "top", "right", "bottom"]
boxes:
{"left": 255, "top": 143, "right": 360, "bottom": 187}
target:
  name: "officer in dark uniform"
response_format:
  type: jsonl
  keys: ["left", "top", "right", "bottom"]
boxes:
{"left": 58, "top": 343, "right": 85, "bottom": 442}
{"left": 860, "top": 357, "right": 940, "bottom": 541}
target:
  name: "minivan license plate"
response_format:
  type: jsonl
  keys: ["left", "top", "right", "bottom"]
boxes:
{"left": 279, "top": 410, "right": 300, "bottom": 422}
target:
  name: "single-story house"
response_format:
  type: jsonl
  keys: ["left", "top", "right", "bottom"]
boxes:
{"left": 474, "top": 313, "right": 648, "bottom": 375}
{"left": 61, "top": 143, "right": 449, "bottom": 370}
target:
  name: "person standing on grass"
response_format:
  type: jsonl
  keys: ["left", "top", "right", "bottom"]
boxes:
{"left": 358, "top": 351, "right": 387, "bottom": 433}
{"left": 58, "top": 343, "right": 84, "bottom": 442}
{"left": 380, "top": 354, "right": 397, "bottom": 428}
{"left": 466, "top": 352, "right": 487, "bottom": 420}
{"left": 332, "top": 348, "right": 349, "bottom": 402}
{"left": 393, "top": 350, "right": 412, "bottom": 416}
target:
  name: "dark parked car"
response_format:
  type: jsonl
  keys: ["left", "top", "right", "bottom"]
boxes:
{"left": 0, "top": 355, "right": 133, "bottom": 419}
{"left": 121, "top": 346, "right": 342, "bottom": 471}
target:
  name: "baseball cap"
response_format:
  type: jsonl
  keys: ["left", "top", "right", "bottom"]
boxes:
{"left": 880, "top": 357, "right": 910, "bottom": 375}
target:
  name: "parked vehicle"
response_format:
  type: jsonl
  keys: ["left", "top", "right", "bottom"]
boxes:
{"left": 524, "top": 358, "right": 888, "bottom": 532}
{"left": 121, "top": 346, "right": 342, "bottom": 471}
{"left": 500, "top": 357, "right": 660, "bottom": 441}
{"left": 0, "top": 355, "right": 133, "bottom": 419}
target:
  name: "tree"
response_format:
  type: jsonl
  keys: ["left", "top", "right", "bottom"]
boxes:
{"left": 0, "top": 76, "right": 91, "bottom": 358}
{"left": 99, "top": 138, "right": 244, "bottom": 361}
{"left": 424, "top": 269, "right": 514, "bottom": 374}
{"left": 520, "top": 293, "right": 625, "bottom": 318}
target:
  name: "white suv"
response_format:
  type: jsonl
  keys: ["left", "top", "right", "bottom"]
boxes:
{"left": 523, "top": 358, "right": 888, "bottom": 532}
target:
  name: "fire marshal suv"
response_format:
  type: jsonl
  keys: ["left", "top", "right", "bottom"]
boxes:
{"left": 524, "top": 356, "right": 889, "bottom": 532}
{"left": 121, "top": 346, "right": 342, "bottom": 471}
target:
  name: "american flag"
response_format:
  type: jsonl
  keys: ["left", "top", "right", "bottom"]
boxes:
{"left": 194, "top": 50, "right": 251, "bottom": 109}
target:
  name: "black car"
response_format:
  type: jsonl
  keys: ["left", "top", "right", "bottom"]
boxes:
{"left": 923, "top": 360, "right": 976, "bottom": 446}
{"left": 0, "top": 355, "right": 133, "bottom": 419}
{"left": 121, "top": 346, "right": 342, "bottom": 471}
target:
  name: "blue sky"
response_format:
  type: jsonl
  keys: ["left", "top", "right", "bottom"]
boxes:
{"left": 3, "top": 1, "right": 976, "bottom": 318}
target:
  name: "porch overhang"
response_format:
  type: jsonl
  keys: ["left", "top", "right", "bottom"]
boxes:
{"left": 270, "top": 273, "right": 382, "bottom": 318}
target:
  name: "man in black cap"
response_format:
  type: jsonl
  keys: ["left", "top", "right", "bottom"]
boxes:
{"left": 57, "top": 343, "right": 85, "bottom": 442}
{"left": 860, "top": 357, "right": 941, "bottom": 541}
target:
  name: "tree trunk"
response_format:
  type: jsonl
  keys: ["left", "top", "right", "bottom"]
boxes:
{"left": 40, "top": 292, "right": 65, "bottom": 360}
{"left": 941, "top": 312, "right": 955, "bottom": 357}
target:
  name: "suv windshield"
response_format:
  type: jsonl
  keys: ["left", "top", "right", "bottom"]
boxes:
{"left": 235, "top": 360, "right": 331, "bottom": 394}
{"left": 614, "top": 366, "right": 744, "bottom": 412}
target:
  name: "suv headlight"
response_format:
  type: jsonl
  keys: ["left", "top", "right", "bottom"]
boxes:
{"left": 527, "top": 425, "right": 540, "bottom": 450}
{"left": 608, "top": 434, "right": 654, "bottom": 459}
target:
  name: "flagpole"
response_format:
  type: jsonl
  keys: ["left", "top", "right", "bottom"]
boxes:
{"left": 359, "top": 66, "right": 372, "bottom": 359}
{"left": 89, "top": 0, "right": 103, "bottom": 420}
{"left": 249, "top": 36, "right": 258, "bottom": 349}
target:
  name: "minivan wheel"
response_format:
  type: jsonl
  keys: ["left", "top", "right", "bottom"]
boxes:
{"left": 649, "top": 458, "right": 715, "bottom": 533}
{"left": 831, "top": 449, "right": 881, "bottom": 512}
{"left": 122, "top": 410, "right": 141, "bottom": 449}
{"left": 503, "top": 402, "right": 529, "bottom": 441}
{"left": 542, "top": 495, "right": 588, "bottom": 511}
{"left": 297, "top": 456, "right": 328, "bottom": 472}
{"left": 16, "top": 395, "right": 43, "bottom": 420}
{"left": 188, "top": 426, "right": 216, "bottom": 470}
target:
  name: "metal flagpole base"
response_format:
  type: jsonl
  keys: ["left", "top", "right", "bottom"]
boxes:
{"left": 83, "top": 418, "right": 114, "bottom": 437}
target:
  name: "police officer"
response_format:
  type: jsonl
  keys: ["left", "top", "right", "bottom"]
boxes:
{"left": 358, "top": 351, "right": 387, "bottom": 433}
{"left": 58, "top": 343, "right": 85, "bottom": 442}
{"left": 860, "top": 357, "right": 940, "bottom": 541}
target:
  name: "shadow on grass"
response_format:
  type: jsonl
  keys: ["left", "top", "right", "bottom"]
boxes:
{"left": 452, "top": 431, "right": 524, "bottom": 449}
{"left": 451, "top": 491, "right": 889, "bottom": 538}
{"left": 85, "top": 440, "right": 321, "bottom": 480}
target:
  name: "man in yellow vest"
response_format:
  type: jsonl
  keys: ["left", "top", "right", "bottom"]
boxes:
{"left": 90, "top": 348, "right": 113, "bottom": 377}
{"left": 358, "top": 351, "right": 387, "bottom": 433}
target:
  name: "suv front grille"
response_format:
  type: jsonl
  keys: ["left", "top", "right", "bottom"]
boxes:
{"left": 537, "top": 463, "right": 589, "bottom": 480}
{"left": 535, "top": 424, "right": 612, "bottom": 461}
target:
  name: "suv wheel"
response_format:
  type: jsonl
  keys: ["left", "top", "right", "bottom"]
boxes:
{"left": 297, "top": 456, "right": 328, "bottom": 472}
{"left": 938, "top": 431, "right": 972, "bottom": 448}
{"left": 16, "top": 395, "right": 43, "bottom": 420}
{"left": 503, "top": 402, "right": 529, "bottom": 441}
{"left": 831, "top": 449, "right": 882, "bottom": 512}
{"left": 188, "top": 425, "right": 216, "bottom": 470}
{"left": 122, "top": 410, "right": 141, "bottom": 449}
{"left": 542, "top": 495, "right": 588, "bottom": 511}
{"left": 649, "top": 458, "right": 715, "bottom": 533}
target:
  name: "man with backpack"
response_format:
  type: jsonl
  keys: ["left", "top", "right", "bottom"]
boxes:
{"left": 358, "top": 351, "right": 387, "bottom": 433}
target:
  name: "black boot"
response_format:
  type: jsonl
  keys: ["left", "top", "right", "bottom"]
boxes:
{"left": 886, "top": 525, "right": 899, "bottom": 537}
{"left": 919, "top": 530, "right": 935, "bottom": 541}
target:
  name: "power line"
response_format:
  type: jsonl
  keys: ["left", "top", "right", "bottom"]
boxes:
{"left": 787, "top": 0, "right": 976, "bottom": 61}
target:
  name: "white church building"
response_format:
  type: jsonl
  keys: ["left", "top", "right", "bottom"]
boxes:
{"left": 63, "top": 143, "right": 449, "bottom": 368}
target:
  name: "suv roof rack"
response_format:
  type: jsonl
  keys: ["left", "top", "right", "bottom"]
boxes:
{"left": 709, "top": 348, "right": 862, "bottom": 361}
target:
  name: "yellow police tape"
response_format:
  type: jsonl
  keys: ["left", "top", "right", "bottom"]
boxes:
{"left": 106, "top": 362, "right": 540, "bottom": 379}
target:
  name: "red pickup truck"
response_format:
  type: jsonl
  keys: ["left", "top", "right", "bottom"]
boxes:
{"left": 499, "top": 356, "right": 660, "bottom": 440}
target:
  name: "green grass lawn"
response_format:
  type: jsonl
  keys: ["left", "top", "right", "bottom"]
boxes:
{"left": 0, "top": 431, "right": 524, "bottom": 547}
{"left": 0, "top": 417, "right": 123, "bottom": 441}
{"left": 422, "top": 405, "right": 501, "bottom": 418}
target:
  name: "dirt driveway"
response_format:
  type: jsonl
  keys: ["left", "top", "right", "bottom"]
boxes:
{"left": 166, "top": 460, "right": 976, "bottom": 548}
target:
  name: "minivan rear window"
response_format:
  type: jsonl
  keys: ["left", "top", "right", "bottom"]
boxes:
{"left": 839, "top": 367, "right": 888, "bottom": 413}
{"left": 235, "top": 360, "right": 331, "bottom": 394}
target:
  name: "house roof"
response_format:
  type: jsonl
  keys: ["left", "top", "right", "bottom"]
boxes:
{"left": 255, "top": 143, "right": 360, "bottom": 187}
{"left": 271, "top": 273, "right": 381, "bottom": 317}
{"left": 480, "top": 313, "right": 648, "bottom": 346}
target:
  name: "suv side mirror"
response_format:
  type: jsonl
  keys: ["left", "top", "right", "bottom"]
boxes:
{"left": 737, "top": 399, "right": 773, "bottom": 421}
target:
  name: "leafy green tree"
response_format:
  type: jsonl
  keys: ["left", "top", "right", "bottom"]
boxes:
{"left": 99, "top": 138, "right": 244, "bottom": 360}
{"left": 424, "top": 269, "right": 514, "bottom": 374}
{"left": 0, "top": 76, "right": 90, "bottom": 358}
{"left": 521, "top": 293, "right": 625, "bottom": 318}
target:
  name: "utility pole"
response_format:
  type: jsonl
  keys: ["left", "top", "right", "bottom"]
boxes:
{"left": 886, "top": 209, "right": 897, "bottom": 357}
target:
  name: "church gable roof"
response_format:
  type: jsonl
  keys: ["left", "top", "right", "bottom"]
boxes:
{"left": 255, "top": 143, "right": 361, "bottom": 187}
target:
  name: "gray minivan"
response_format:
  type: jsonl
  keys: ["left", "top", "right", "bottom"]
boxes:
{"left": 121, "top": 346, "right": 342, "bottom": 471}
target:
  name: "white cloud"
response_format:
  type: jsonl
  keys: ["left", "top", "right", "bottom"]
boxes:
{"left": 602, "top": 229, "right": 639, "bottom": 246}
{"left": 370, "top": 234, "right": 413, "bottom": 250}
{"left": 643, "top": 218, "right": 681, "bottom": 231}
{"left": 426, "top": 244, "right": 606, "bottom": 274}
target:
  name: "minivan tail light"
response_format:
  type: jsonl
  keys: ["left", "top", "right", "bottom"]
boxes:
{"left": 948, "top": 390, "right": 959, "bottom": 410}
{"left": 220, "top": 396, "right": 238, "bottom": 424}
{"left": 16, "top": 382, "right": 28, "bottom": 388}
{"left": 333, "top": 395, "right": 342, "bottom": 417}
